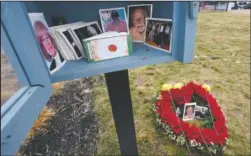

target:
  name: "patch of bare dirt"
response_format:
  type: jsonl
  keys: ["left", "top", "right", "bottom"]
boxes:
{"left": 18, "top": 77, "right": 99, "bottom": 156}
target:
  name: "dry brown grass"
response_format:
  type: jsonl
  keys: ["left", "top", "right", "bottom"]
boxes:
{"left": 25, "top": 106, "right": 56, "bottom": 142}
{"left": 52, "top": 82, "right": 65, "bottom": 96}
{"left": 18, "top": 82, "right": 65, "bottom": 149}
{"left": 16, "top": 106, "right": 56, "bottom": 156}
{"left": 23, "top": 82, "right": 65, "bottom": 141}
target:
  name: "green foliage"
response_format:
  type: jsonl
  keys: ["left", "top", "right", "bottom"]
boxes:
{"left": 191, "top": 93, "right": 208, "bottom": 107}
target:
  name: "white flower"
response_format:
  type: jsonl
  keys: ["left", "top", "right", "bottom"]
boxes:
{"left": 161, "top": 123, "right": 165, "bottom": 127}
{"left": 156, "top": 95, "right": 162, "bottom": 100}
{"left": 212, "top": 149, "right": 217, "bottom": 154}
{"left": 170, "top": 134, "right": 176, "bottom": 140}
{"left": 197, "top": 143, "right": 204, "bottom": 150}
{"left": 190, "top": 140, "right": 198, "bottom": 147}
{"left": 208, "top": 147, "right": 217, "bottom": 155}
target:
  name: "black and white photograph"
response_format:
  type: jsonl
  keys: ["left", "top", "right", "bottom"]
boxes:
{"left": 69, "top": 21, "right": 102, "bottom": 57}
{"left": 57, "top": 27, "right": 83, "bottom": 60}
{"left": 62, "top": 30, "right": 83, "bottom": 59}
{"left": 182, "top": 103, "right": 196, "bottom": 121}
{"left": 50, "top": 22, "right": 84, "bottom": 60}
{"left": 194, "top": 105, "right": 210, "bottom": 120}
{"left": 175, "top": 105, "right": 185, "bottom": 118}
{"left": 144, "top": 18, "right": 172, "bottom": 53}
{"left": 127, "top": 4, "right": 152, "bottom": 42}
{"left": 99, "top": 7, "right": 129, "bottom": 33}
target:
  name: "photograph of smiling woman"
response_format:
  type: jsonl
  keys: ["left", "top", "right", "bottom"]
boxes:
{"left": 29, "top": 13, "right": 66, "bottom": 74}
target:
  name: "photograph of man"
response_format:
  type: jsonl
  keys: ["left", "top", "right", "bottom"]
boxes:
{"left": 128, "top": 4, "right": 152, "bottom": 41}
{"left": 99, "top": 8, "right": 128, "bottom": 33}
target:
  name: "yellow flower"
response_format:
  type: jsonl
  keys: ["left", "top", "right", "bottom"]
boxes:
{"left": 202, "top": 84, "right": 211, "bottom": 92}
{"left": 161, "top": 84, "right": 172, "bottom": 91}
{"left": 173, "top": 83, "right": 184, "bottom": 89}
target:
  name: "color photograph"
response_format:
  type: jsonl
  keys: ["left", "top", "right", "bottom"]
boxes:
{"left": 144, "top": 18, "right": 172, "bottom": 53}
{"left": 182, "top": 103, "right": 196, "bottom": 121}
{"left": 127, "top": 4, "right": 152, "bottom": 42}
{"left": 99, "top": 7, "right": 128, "bottom": 33}
{"left": 28, "top": 13, "right": 66, "bottom": 74}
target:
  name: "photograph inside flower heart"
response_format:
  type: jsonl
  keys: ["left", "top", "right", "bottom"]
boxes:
{"left": 153, "top": 82, "right": 229, "bottom": 154}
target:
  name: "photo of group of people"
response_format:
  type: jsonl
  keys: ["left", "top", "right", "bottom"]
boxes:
{"left": 176, "top": 102, "right": 210, "bottom": 121}
{"left": 145, "top": 18, "right": 172, "bottom": 53}
{"left": 99, "top": 4, "right": 172, "bottom": 53}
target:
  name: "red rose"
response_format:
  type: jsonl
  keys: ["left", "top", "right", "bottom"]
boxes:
{"left": 169, "top": 88, "right": 187, "bottom": 105}
{"left": 154, "top": 81, "right": 229, "bottom": 146}
{"left": 186, "top": 126, "right": 200, "bottom": 141}
{"left": 180, "top": 121, "right": 190, "bottom": 134}
{"left": 213, "top": 134, "right": 227, "bottom": 145}
{"left": 171, "top": 123, "right": 182, "bottom": 134}
{"left": 161, "top": 91, "right": 172, "bottom": 101}
{"left": 164, "top": 112, "right": 178, "bottom": 124}
{"left": 214, "top": 121, "right": 228, "bottom": 137}
{"left": 193, "top": 84, "right": 208, "bottom": 100}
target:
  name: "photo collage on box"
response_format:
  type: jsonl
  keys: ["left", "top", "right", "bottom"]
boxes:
{"left": 28, "top": 4, "right": 173, "bottom": 74}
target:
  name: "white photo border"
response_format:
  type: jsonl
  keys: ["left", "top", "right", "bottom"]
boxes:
{"left": 28, "top": 13, "right": 67, "bottom": 74}
{"left": 182, "top": 102, "right": 197, "bottom": 121}
{"left": 127, "top": 4, "right": 153, "bottom": 42}
{"left": 57, "top": 28, "right": 83, "bottom": 60}
{"left": 99, "top": 7, "right": 129, "bottom": 33}
{"left": 194, "top": 105, "right": 209, "bottom": 120}
{"left": 144, "top": 17, "right": 173, "bottom": 53}
{"left": 69, "top": 21, "right": 102, "bottom": 57}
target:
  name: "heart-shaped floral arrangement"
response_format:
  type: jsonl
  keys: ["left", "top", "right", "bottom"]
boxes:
{"left": 152, "top": 82, "right": 229, "bottom": 155}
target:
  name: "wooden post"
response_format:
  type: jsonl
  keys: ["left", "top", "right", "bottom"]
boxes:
{"left": 226, "top": 2, "right": 229, "bottom": 12}
{"left": 105, "top": 70, "right": 138, "bottom": 156}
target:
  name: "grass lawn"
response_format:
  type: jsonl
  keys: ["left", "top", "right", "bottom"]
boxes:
{"left": 94, "top": 12, "right": 250, "bottom": 155}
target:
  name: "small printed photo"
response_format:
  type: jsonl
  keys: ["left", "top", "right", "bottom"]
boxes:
{"left": 127, "top": 4, "right": 152, "bottom": 42}
{"left": 69, "top": 22, "right": 102, "bottom": 58}
{"left": 72, "top": 22, "right": 102, "bottom": 44}
{"left": 99, "top": 7, "right": 129, "bottom": 33}
{"left": 144, "top": 18, "right": 172, "bottom": 53}
{"left": 182, "top": 103, "right": 196, "bottom": 121}
{"left": 28, "top": 13, "right": 66, "bottom": 74}
{"left": 194, "top": 105, "right": 209, "bottom": 120}
{"left": 62, "top": 30, "right": 83, "bottom": 59}
{"left": 175, "top": 105, "right": 185, "bottom": 118}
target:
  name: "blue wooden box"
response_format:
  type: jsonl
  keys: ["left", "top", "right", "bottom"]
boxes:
{"left": 23, "top": 1, "right": 199, "bottom": 82}
{"left": 1, "top": 1, "right": 199, "bottom": 155}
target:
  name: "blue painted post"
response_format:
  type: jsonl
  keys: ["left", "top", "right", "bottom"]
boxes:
{"left": 1, "top": 2, "right": 53, "bottom": 155}
{"left": 172, "top": 2, "right": 199, "bottom": 63}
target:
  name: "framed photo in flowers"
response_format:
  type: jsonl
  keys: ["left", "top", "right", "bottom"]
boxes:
{"left": 182, "top": 102, "right": 196, "bottom": 121}
{"left": 154, "top": 82, "right": 229, "bottom": 155}
{"left": 194, "top": 105, "right": 209, "bottom": 120}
